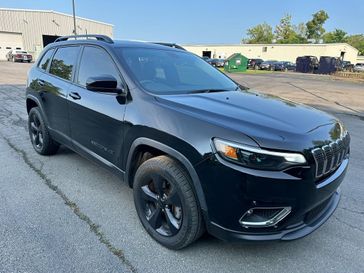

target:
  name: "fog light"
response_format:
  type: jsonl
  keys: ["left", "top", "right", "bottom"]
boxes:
{"left": 239, "top": 207, "right": 291, "bottom": 228}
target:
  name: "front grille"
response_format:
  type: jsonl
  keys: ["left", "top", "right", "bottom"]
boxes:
{"left": 311, "top": 132, "right": 350, "bottom": 178}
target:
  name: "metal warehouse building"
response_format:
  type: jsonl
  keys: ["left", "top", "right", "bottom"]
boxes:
{"left": 0, "top": 8, "right": 113, "bottom": 60}
{"left": 184, "top": 43, "right": 360, "bottom": 64}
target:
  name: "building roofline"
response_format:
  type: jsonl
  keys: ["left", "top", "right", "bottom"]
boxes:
{"left": 182, "top": 42, "right": 358, "bottom": 51}
{"left": 0, "top": 8, "right": 113, "bottom": 27}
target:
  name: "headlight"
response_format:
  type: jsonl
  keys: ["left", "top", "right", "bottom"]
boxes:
{"left": 213, "top": 138, "right": 306, "bottom": 171}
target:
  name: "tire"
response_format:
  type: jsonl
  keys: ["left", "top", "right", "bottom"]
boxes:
{"left": 28, "top": 107, "right": 59, "bottom": 155}
{"left": 133, "top": 155, "right": 204, "bottom": 249}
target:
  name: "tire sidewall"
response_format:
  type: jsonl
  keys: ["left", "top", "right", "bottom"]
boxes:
{"left": 28, "top": 107, "right": 58, "bottom": 155}
{"left": 28, "top": 108, "right": 44, "bottom": 154}
{"left": 133, "top": 158, "right": 197, "bottom": 249}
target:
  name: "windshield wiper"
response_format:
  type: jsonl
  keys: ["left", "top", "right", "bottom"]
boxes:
{"left": 188, "top": 88, "right": 232, "bottom": 94}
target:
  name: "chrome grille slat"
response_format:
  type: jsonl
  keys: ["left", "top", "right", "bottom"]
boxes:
{"left": 311, "top": 133, "right": 350, "bottom": 178}
{"left": 322, "top": 145, "right": 332, "bottom": 173}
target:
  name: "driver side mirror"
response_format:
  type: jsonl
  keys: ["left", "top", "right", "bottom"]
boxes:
{"left": 86, "top": 76, "right": 124, "bottom": 94}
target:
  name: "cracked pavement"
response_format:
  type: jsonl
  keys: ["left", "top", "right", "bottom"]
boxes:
{"left": 0, "top": 62, "right": 363, "bottom": 273}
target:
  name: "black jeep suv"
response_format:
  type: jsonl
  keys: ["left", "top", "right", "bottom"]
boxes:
{"left": 26, "top": 35, "right": 350, "bottom": 249}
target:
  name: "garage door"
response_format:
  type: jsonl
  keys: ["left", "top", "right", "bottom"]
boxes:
{"left": 0, "top": 32, "right": 24, "bottom": 61}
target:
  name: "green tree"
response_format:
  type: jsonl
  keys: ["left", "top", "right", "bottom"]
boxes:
{"left": 323, "top": 29, "right": 347, "bottom": 43}
{"left": 306, "top": 10, "right": 329, "bottom": 40}
{"left": 245, "top": 23, "right": 274, "bottom": 44}
{"left": 275, "top": 14, "right": 294, "bottom": 42}
{"left": 274, "top": 15, "right": 308, "bottom": 44}
{"left": 346, "top": 34, "right": 364, "bottom": 55}
{"left": 293, "top": 23, "right": 308, "bottom": 43}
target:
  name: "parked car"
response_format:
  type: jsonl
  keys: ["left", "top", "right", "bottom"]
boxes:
{"left": 247, "top": 58, "right": 264, "bottom": 70}
{"left": 353, "top": 63, "right": 364, "bottom": 72}
{"left": 209, "top": 58, "right": 225, "bottom": 67}
{"left": 26, "top": 34, "right": 350, "bottom": 249}
{"left": 6, "top": 49, "right": 33, "bottom": 62}
{"left": 341, "top": 61, "right": 354, "bottom": 72}
{"left": 260, "top": 60, "right": 278, "bottom": 70}
{"left": 274, "top": 61, "right": 296, "bottom": 71}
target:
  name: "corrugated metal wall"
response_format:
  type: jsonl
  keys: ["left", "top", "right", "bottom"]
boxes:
{"left": 183, "top": 43, "right": 359, "bottom": 64}
{"left": 0, "top": 9, "right": 113, "bottom": 58}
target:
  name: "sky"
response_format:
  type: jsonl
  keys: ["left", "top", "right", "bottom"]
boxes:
{"left": 0, "top": 0, "right": 363, "bottom": 44}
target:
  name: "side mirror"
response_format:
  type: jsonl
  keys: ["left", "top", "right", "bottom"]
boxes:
{"left": 86, "top": 76, "right": 124, "bottom": 94}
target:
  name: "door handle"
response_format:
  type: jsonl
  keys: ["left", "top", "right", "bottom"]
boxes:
{"left": 69, "top": 92, "right": 81, "bottom": 100}
{"left": 37, "top": 79, "right": 45, "bottom": 86}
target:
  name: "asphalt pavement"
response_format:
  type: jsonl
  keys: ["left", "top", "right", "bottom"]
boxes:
{"left": 0, "top": 62, "right": 363, "bottom": 273}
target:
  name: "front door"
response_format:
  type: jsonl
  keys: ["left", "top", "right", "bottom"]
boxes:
{"left": 68, "top": 45, "right": 127, "bottom": 167}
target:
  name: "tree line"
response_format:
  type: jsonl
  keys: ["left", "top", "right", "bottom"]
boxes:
{"left": 243, "top": 10, "right": 364, "bottom": 55}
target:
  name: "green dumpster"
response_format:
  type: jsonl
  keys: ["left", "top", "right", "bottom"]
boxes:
{"left": 224, "top": 53, "right": 248, "bottom": 73}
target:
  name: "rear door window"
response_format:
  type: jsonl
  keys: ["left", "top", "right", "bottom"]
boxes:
{"left": 49, "top": 46, "right": 80, "bottom": 81}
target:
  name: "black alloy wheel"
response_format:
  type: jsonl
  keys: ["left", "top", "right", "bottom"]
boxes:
{"left": 140, "top": 173, "right": 183, "bottom": 236}
{"left": 29, "top": 111, "right": 44, "bottom": 150}
{"left": 133, "top": 155, "right": 204, "bottom": 249}
{"left": 28, "top": 107, "right": 59, "bottom": 155}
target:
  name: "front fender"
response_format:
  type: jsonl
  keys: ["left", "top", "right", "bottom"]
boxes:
{"left": 125, "top": 137, "right": 208, "bottom": 211}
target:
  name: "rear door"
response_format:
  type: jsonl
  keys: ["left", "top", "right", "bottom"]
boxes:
{"left": 68, "top": 45, "right": 127, "bottom": 167}
{"left": 36, "top": 46, "right": 80, "bottom": 144}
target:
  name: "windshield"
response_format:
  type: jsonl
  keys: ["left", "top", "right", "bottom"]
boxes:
{"left": 116, "top": 47, "right": 237, "bottom": 95}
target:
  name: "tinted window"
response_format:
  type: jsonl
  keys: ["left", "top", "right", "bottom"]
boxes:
{"left": 117, "top": 48, "right": 236, "bottom": 95}
{"left": 77, "top": 46, "right": 122, "bottom": 87}
{"left": 49, "top": 47, "right": 79, "bottom": 81}
{"left": 38, "top": 49, "right": 54, "bottom": 71}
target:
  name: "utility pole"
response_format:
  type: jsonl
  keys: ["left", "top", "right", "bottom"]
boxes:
{"left": 72, "top": 0, "right": 77, "bottom": 36}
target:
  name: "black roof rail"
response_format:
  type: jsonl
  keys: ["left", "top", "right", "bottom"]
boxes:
{"left": 54, "top": 34, "right": 113, "bottom": 44}
{"left": 152, "top": 42, "right": 186, "bottom": 51}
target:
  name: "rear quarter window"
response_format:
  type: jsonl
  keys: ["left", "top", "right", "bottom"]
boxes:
{"left": 38, "top": 49, "right": 54, "bottom": 71}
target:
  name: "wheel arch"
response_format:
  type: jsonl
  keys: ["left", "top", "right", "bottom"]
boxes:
{"left": 125, "top": 137, "right": 207, "bottom": 211}
{"left": 26, "top": 95, "right": 49, "bottom": 125}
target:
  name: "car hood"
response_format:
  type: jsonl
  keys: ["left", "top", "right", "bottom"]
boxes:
{"left": 155, "top": 90, "right": 340, "bottom": 151}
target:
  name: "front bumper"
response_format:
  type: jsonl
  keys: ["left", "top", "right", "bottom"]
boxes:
{"left": 196, "top": 155, "right": 348, "bottom": 242}
{"left": 208, "top": 189, "right": 340, "bottom": 241}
